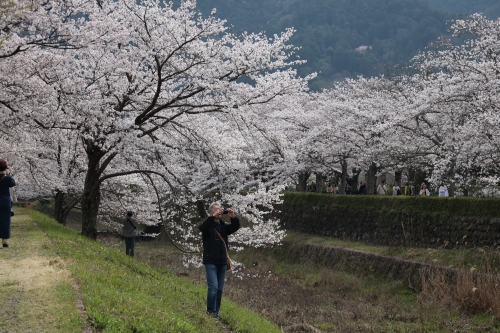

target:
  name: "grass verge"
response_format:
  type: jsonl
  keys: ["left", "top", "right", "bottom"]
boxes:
{"left": 286, "top": 231, "right": 500, "bottom": 274}
{"left": 26, "top": 209, "right": 281, "bottom": 333}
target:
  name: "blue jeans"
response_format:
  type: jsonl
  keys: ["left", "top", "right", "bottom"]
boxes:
{"left": 125, "top": 237, "right": 135, "bottom": 257}
{"left": 204, "top": 264, "right": 227, "bottom": 316}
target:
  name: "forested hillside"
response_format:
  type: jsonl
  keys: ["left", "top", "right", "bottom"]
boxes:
{"left": 172, "top": 0, "right": 450, "bottom": 89}
{"left": 429, "top": 0, "right": 500, "bottom": 19}
{"left": 170, "top": 0, "right": 499, "bottom": 90}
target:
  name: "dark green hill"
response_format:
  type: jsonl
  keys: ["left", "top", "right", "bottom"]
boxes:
{"left": 171, "top": 0, "right": 493, "bottom": 90}
{"left": 428, "top": 0, "right": 500, "bottom": 19}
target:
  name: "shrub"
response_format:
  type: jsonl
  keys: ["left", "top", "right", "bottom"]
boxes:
{"left": 283, "top": 192, "right": 500, "bottom": 218}
{"left": 420, "top": 268, "right": 500, "bottom": 317}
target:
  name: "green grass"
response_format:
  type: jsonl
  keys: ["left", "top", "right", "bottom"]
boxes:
{"left": 26, "top": 209, "right": 281, "bottom": 333}
{"left": 235, "top": 246, "right": 416, "bottom": 299}
{"left": 285, "top": 231, "right": 500, "bottom": 273}
{"left": 0, "top": 210, "right": 83, "bottom": 333}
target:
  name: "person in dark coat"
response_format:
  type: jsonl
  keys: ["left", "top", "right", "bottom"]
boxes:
{"left": 345, "top": 182, "right": 352, "bottom": 195}
{"left": 198, "top": 203, "right": 240, "bottom": 319}
{"left": 0, "top": 159, "right": 15, "bottom": 248}
{"left": 358, "top": 181, "right": 368, "bottom": 195}
{"left": 121, "top": 210, "right": 138, "bottom": 257}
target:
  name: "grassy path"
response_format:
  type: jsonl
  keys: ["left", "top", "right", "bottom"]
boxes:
{"left": 1, "top": 208, "right": 281, "bottom": 333}
{"left": 0, "top": 209, "right": 82, "bottom": 333}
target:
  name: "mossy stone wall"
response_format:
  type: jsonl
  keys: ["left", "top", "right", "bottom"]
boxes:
{"left": 279, "top": 193, "right": 500, "bottom": 248}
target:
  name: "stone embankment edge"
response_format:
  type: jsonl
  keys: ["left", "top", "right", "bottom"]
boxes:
{"left": 275, "top": 240, "right": 458, "bottom": 291}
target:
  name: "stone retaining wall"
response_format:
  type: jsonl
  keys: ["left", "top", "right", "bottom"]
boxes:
{"left": 275, "top": 240, "right": 457, "bottom": 291}
{"left": 278, "top": 205, "right": 500, "bottom": 249}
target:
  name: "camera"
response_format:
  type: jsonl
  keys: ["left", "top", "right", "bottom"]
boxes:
{"left": 223, "top": 209, "right": 229, "bottom": 215}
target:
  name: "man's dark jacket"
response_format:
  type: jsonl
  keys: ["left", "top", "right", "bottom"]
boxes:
{"left": 198, "top": 215, "right": 240, "bottom": 265}
{"left": 359, "top": 184, "right": 367, "bottom": 195}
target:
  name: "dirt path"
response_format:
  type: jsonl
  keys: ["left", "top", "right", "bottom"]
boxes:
{"left": 0, "top": 210, "right": 85, "bottom": 333}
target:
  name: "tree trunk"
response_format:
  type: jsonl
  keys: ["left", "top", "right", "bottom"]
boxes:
{"left": 395, "top": 170, "right": 402, "bottom": 186}
{"left": 408, "top": 168, "right": 416, "bottom": 184}
{"left": 351, "top": 168, "right": 361, "bottom": 194}
{"left": 446, "top": 159, "right": 456, "bottom": 197}
{"left": 298, "top": 171, "right": 310, "bottom": 192}
{"left": 339, "top": 159, "right": 348, "bottom": 194}
{"left": 54, "top": 191, "right": 78, "bottom": 225}
{"left": 447, "top": 180, "right": 455, "bottom": 197}
{"left": 81, "top": 174, "right": 101, "bottom": 239}
{"left": 196, "top": 200, "right": 207, "bottom": 218}
{"left": 367, "top": 162, "right": 378, "bottom": 195}
{"left": 54, "top": 191, "right": 66, "bottom": 224}
{"left": 315, "top": 172, "right": 324, "bottom": 193}
{"left": 81, "top": 145, "right": 104, "bottom": 239}
{"left": 415, "top": 171, "right": 427, "bottom": 187}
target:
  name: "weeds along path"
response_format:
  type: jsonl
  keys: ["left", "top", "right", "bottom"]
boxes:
{"left": 0, "top": 209, "right": 83, "bottom": 333}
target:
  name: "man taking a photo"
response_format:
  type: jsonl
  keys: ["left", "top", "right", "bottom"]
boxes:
{"left": 198, "top": 203, "right": 240, "bottom": 319}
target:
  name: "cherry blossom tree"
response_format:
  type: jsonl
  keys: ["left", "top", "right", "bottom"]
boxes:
{"left": 2, "top": 0, "right": 311, "bottom": 256}
{"left": 407, "top": 14, "right": 500, "bottom": 194}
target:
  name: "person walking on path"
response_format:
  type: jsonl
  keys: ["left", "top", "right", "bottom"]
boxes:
{"left": 121, "top": 210, "right": 138, "bottom": 257}
{"left": 420, "top": 184, "right": 430, "bottom": 196}
{"left": 198, "top": 203, "right": 240, "bottom": 319}
{"left": 404, "top": 182, "right": 415, "bottom": 196}
{"left": 392, "top": 183, "right": 401, "bottom": 195}
{"left": 358, "top": 181, "right": 368, "bottom": 195}
{"left": 0, "top": 159, "right": 15, "bottom": 248}
{"left": 377, "top": 181, "right": 387, "bottom": 195}
{"left": 326, "top": 184, "right": 333, "bottom": 193}
{"left": 438, "top": 182, "right": 449, "bottom": 197}
{"left": 345, "top": 182, "right": 351, "bottom": 195}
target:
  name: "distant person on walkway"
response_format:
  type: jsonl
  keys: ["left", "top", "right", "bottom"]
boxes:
{"left": 310, "top": 181, "right": 317, "bottom": 192}
{"left": 199, "top": 203, "right": 240, "bottom": 319}
{"left": 392, "top": 183, "right": 401, "bottom": 195}
{"left": 404, "top": 182, "right": 414, "bottom": 196}
{"left": 0, "top": 159, "right": 15, "bottom": 248}
{"left": 122, "top": 210, "right": 138, "bottom": 257}
{"left": 326, "top": 184, "right": 333, "bottom": 193}
{"left": 333, "top": 184, "right": 339, "bottom": 194}
{"left": 438, "top": 182, "right": 449, "bottom": 197}
{"left": 359, "top": 181, "right": 368, "bottom": 195}
{"left": 345, "top": 182, "right": 351, "bottom": 195}
{"left": 377, "top": 181, "right": 387, "bottom": 195}
{"left": 420, "top": 184, "right": 430, "bottom": 196}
